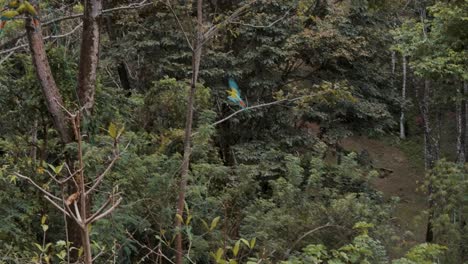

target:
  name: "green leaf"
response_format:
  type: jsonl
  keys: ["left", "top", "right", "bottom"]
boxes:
{"left": 215, "top": 248, "right": 224, "bottom": 262}
{"left": 250, "top": 237, "right": 256, "bottom": 249}
{"left": 41, "top": 215, "right": 47, "bottom": 225}
{"left": 201, "top": 219, "right": 210, "bottom": 230}
{"left": 33, "top": 243, "right": 43, "bottom": 252}
{"left": 210, "top": 216, "right": 220, "bottom": 231}
{"left": 240, "top": 238, "right": 250, "bottom": 248}
{"left": 56, "top": 250, "right": 67, "bottom": 260}
{"left": 44, "top": 243, "right": 52, "bottom": 251}
{"left": 233, "top": 240, "right": 240, "bottom": 257}
{"left": 186, "top": 215, "right": 193, "bottom": 226}
{"left": 118, "top": 125, "right": 125, "bottom": 138}
{"left": 108, "top": 123, "right": 117, "bottom": 139}
{"left": 9, "top": 174, "right": 17, "bottom": 184}
{"left": 47, "top": 164, "right": 56, "bottom": 173}
{"left": 54, "top": 163, "right": 64, "bottom": 174}
{"left": 176, "top": 214, "right": 184, "bottom": 223}
{"left": 55, "top": 240, "right": 66, "bottom": 247}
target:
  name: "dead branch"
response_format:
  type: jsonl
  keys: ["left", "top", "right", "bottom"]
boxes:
{"left": 89, "top": 197, "right": 123, "bottom": 223}
{"left": 14, "top": 172, "right": 62, "bottom": 201}
{"left": 86, "top": 153, "right": 120, "bottom": 195}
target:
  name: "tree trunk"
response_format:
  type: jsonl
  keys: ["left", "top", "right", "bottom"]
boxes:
{"left": 418, "top": 79, "right": 440, "bottom": 243}
{"left": 391, "top": 50, "right": 395, "bottom": 93}
{"left": 25, "top": 17, "right": 73, "bottom": 144}
{"left": 456, "top": 82, "right": 466, "bottom": 164}
{"left": 77, "top": 0, "right": 103, "bottom": 116}
{"left": 175, "top": 1, "right": 203, "bottom": 263}
{"left": 26, "top": 1, "right": 103, "bottom": 260}
{"left": 400, "top": 55, "right": 407, "bottom": 139}
{"left": 104, "top": 4, "right": 132, "bottom": 91}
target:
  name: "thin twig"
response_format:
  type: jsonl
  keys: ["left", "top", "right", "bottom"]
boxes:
{"left": 164, "top": 0, "right": 193, "bottom": 51}
{"left": 73, "top": 201, "right": 83, "bottom": 226}
{"left": 86, "top": 195, "right": 113, "bottom": 224}
{"left": 86, "top": 154, "right": 120, "bottom": 195}
{"left": 0, "top": 0, "right": 152, "bottom": 54}
{"left": 90, "top": 198, "right": 123, "bottom": 223}
{"left": 198, "top": 0, "right": 257, "bottom": 50}
{"left": 126, "top": 230, "right": 176, "bottom": 264}
{"left": 0, "top": 23, "right": 83, "bottom": 55}
{"left": 230, "top": 8, "right": 292, "bottom": 28}
{"left": 283, "top": 224, "right": 345, "bottom": 258}
{"left": 14, "top": 172, "right": 62, "bottom": 201}
{"left": 43, "top": 195, "right": 71, "bottom": 218}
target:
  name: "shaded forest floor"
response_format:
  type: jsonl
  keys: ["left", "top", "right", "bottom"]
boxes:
{"left": 341, "top": 136, "right": 427, "bottom": 258}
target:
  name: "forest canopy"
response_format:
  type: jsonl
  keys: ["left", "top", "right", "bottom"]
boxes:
{"left": 0, "top": 0, "right": 466, "bottom": 263}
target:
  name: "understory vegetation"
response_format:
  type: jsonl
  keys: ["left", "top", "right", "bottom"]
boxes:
{"left": 0, "top": 0, "right": 466, "bottom": 263}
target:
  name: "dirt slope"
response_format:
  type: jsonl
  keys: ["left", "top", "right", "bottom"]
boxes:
{"left": 341, "top": 136, "right": 427, "bottom": 256}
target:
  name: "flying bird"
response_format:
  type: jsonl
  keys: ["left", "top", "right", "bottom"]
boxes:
{"left": 227, "top": 78, "right": 247, "bottom": 109}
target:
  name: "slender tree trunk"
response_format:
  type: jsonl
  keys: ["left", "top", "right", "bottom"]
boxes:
{"left": 400, "top": 55, "right": 407, "bottom": 139}
{"left": 456, "top": 82, "right": 466, "bottom": 164}
{"left": 418, "top": 79, "right": 440, "bottom": 242}
{"left": 175, "top": 1, "right": 203, "bottom": 263}
{"left": 25, "top": 17, "right": 73, "bottom": 143}
{"left": 104, "top": 3, "right": 132, "bottom": 91}
{"left": 26, "top": 1, "right": 103, "bottom": 259}
{"left": 391, "top": 50, "right": 396, "bottom": 89}
{"left": 30, "top": 119, "right": 38, "bottom": 162}
{"left": 77, "top": 0, "right": 103, "bottom": 116}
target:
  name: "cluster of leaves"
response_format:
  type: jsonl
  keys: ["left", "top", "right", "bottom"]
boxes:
{"left": 0, "top": 0, "right": 461, "bottom": 263}
{"left": 421, "top": 160, "right": 468, "bottom": 263}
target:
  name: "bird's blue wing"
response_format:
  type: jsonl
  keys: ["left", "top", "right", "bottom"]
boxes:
{"left": 228, "top": 78, "right": 241, "bottom": 96}
{"left": 228, "top": 96, "right": 240, "bottom": 104}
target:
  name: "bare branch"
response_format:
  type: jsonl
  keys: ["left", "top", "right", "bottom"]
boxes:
{"left": 0, "top": 0, "right": 152, "bottom": 54}
{"left": 86, "top": 154, "right": 120, "bottom": 195}
{"left": 42, "top": 0, "right": 152, "bottom": 27}
{"left": 0, "top": 51, "right": 15, "bottom": 65}
{"left": 63, "top": 196, "right": 81, "bottom": 225}
{"left": 89, "top": 197, "right": 122, "bottom": 223}
{"left": 126, "top": 230, "right": 176, "bottom": 264}
{"left": 164, "top": 0, "right": 194, "bottom": 51}
{"left": 202, "top": 95, "right": 311, "bottom": 131}
{"left": 86, "top": 195, "right": 113, "bottom": 224}
{"left": 199, "top": 0, "right": 257, "bottom": 49}
{"left": 44, "top": 195, "right": 71, "bottom": 218}
{"left": 73, "top": 201, "right": 84, "bottom": 226}
{"left": 283, "top": 224, "right": 345, "bottom": 258}
{"left": 230, "top": 8, "right": 292, "bottom": 28}
{"left": 14, "top": 172, "right": 62, "bottom": 201}
{"left": 0, "top": 23, "right": 83, "bottom": 55}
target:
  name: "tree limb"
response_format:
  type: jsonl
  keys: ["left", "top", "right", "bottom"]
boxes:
{"left": 85, "top": 154, "right": 120, "bottom": 195}
{"left": 14, "top": 172, "right": 62, "bottom": 201}
{"left": 43, "top": 195, "right": 71, "bottom": 218}
{"left": 89, "top": 197, "right": 122, "bottom": 223}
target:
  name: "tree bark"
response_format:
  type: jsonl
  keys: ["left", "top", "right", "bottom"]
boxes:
{"left": 418, "top": 79, "right": 440, "bottom": 243}
{"left": 400, "top": 55, "right": 407, "bottom": 139}
{"left": 25, "top": 17, "right": 73, "bottom": 144}
{"left": 104, "top": 3, "right": 132, "bottom": 91}
{"left": 26, "top": 1, "right": 103, "bottom": 260}
{"left": 77, "top": 0, "right": 103, "bottom": 116}
{"left": 175, "top": 1, "right": 203, "bottom": 263}
{"left": 456, "top": 82, "right": 466, "bottom": 164}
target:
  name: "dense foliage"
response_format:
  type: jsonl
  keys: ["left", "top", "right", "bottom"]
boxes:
{"left": 0, "top": 0, "right": 466, "bottom": 263}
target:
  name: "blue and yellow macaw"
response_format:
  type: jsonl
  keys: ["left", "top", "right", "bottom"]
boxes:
{"left": 0, "top": 1, "right": 39, "bottom": 35}
{"left": 0, "top": 10, "right": 19, "bottom": 33}
{"left": 227, "top": 78, "right": 247, "bottom": 109}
